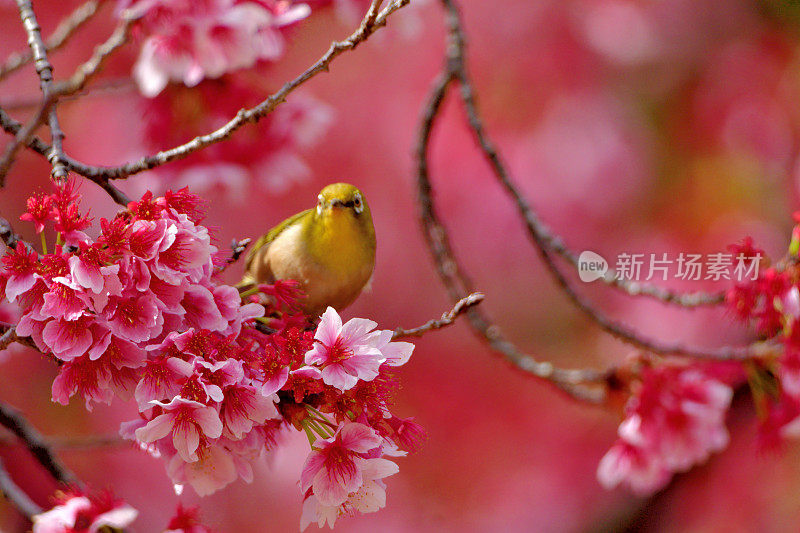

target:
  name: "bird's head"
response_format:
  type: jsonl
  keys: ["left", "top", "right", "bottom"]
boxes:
{"left": 315, "top": 183, "right": 370, "bottom": 220}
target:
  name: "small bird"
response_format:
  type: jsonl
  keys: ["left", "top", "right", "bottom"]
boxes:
{"left": 239, "top": 183, "right": 376, "bottom": 317}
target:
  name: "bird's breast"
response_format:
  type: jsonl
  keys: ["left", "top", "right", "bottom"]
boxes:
{"left": 265, "top": 213, "right": 375, "bottom": 316}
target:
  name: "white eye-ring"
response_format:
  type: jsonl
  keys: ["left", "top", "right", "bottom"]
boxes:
{"left": 353, "top": 193, "right": 363, "bottom": 214}
{"left": 317, "top": 194, "right": 324, "bottom": 215}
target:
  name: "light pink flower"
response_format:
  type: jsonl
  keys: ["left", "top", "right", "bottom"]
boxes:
{"left": 128, "top": 0, "right": 311, "bottom": 96}
{"left": 32, "top": 492, "right": 138, "bottom": 533}
{"left": 300, "top": 422, "right": 398, "bottom": 507}
{"left": 135, "top": 396, "right": 223, "bottom": 462}
{"left": 597, "top": 440, "right": 670, "bottom": 496}
{"left": 300, "top": 478, "right": 389, "bottom": 531}
{"left": 305, "top": 307, "right": 386, "bottom": 390}
{"left": 366, "top": 329, "right": 414, "bottom": 367}
{"left": 166, "top": 442, "right": 238, "bottom": 496}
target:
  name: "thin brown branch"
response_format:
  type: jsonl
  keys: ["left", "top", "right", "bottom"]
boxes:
{"left": 0, "top": 323, "right": 45, "bottom": 352}
{"left": 0, "top": 105, "right": 130, "bottom": 207}
{"left": 0, "top": 401, "right": 80, "bottom": 486}
{"left": 441, "top": 2, "right": 721, "bottom": 308}
{"left": 49, "top": 0, "right": 410, "bottom": 181}
{"left": 440, "top": 0, "right": 751, "bottom": 362}
{"left": 0, "top": 457, "right": 42, "bottom": 520}
{"left": 392, "top": 292, "right": 484, "bottom": 340}
{"left": 0, "top": 0, "right": 100, "bottom": 81}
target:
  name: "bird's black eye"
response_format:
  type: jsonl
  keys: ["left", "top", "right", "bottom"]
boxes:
{"left": 353, "top": 194, "right": 363, "bottom": 213}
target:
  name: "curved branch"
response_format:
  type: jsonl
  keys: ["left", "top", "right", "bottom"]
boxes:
{"left": 440, "top": 0, "right": 752, "bottom": 362}
{"left": 415, "top": 69, "right": 606, "bottom": 403}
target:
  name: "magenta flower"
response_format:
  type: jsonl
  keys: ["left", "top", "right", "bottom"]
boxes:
{"left": 41, "top": 316, "right": 95, "bottom": 361}
{"left": 181, "top": 284, "right": 227, "bottom": 332}
{"left": 135, "top": 356, "right": 194, "bottom": 410}
{"left": 305, "top": 307, "right": 386, "bottom": 391}
{"left": 104, "top": 292, "right": 164, "bottom": 343}
{"left": 2, "top": 243, "right": 39, "bottom": 302}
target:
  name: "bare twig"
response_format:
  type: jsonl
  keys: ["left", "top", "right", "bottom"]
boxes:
{"left": 441, "top": 1, "right": 722, "bottom": 308}
{"left": 15, "top": 0, "right": 68, "bottom": 180}
{"left": 53, "top": 16, "right": 136, "bottom": 96}
{"left": 216, "top": 238, "right": 252, "bottom": 275}
{"left": 0, "top": 402, "right": 79, "bottom": 486}
{"left": 392, "top": 292, "right": 485, "bottom": 339}
{"left": 0, "top": 0, "right": 409, "bottom": 208}
{"left": 0, "top": 457, "right": 42, "bottom": 520}
{"left": 0, "top": 0, "right": 100, "bottom": 81}
{"left": 0, "top": 106, "right": 53, "bottom": 159}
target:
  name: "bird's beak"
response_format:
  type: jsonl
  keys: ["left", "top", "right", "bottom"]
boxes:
{"left": 329, "top": 198, "right": 345, "bottom": 209}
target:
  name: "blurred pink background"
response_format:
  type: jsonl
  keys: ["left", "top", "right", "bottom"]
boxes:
{"left": 2, "top": 0, "right": 800, "bottom": 531}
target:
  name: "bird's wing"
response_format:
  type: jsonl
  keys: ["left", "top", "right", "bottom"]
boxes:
{"left": 243, "top": 208, "right": 312, "bottom": 273}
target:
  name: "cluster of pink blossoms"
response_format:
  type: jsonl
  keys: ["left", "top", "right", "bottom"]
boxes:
{"left": 120, "top": 0, "right": 311, "bottom": 96}
{"left": 597, "top": 363, "right": 736, "bottom": 495}
{"left": 599, "top": 222, "right": 800, "bottom": 496}
{"left": 726, "top": 227, "right": 800, "bottom": 444}
{"left": 2, "top": 179, "right": 421, "bottom": 528}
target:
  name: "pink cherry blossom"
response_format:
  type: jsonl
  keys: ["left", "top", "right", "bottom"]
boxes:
{"left": 135, "top": 396, "right": 224, "bottom": 462}
{"left": 219, "top": 384, "right": 279, "bottom": 439}
{"left": 166, "top": 442, "right": 238, "bottom": 496}
{"left": 597, "top": 439, "right": 671, "bottom": 496}
{"left": 32, "top": 490, "right": 138, "bottom": 533}
{"left": 305, "top": 307, "right": 387, "bottom": 390}
{"left": 41, "top": 316, "right": 95, "bottom": 361}
{"left": 597, "top": 365, "right": 733, "bottom": 495}
{"left": 125, "top": 0, "right": 311, "bottom": 96}
{"left": 301, "top": 422, "right": 398, "bottom": 507}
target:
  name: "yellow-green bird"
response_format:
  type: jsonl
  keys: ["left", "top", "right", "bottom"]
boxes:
{"left": 240, "top": 183, "right": 376, "bottom": 317}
